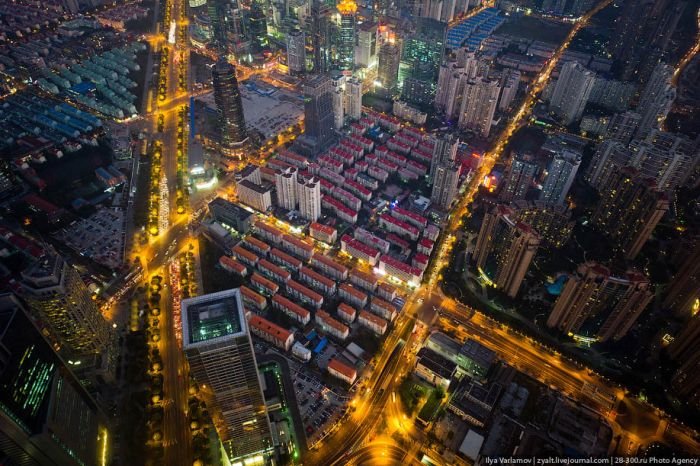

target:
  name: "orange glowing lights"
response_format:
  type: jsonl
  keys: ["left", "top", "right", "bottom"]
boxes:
{"left": 337, "top": 0, "right": 357, "bottom": 14}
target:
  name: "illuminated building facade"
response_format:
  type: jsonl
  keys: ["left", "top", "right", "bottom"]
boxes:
{"left": 473, "top": 205, "right": 540, "bottom": 298}
{"left": 336, "top": 0, "right": 357, "bottom": 72}
{"left": 591, "top": 167, "right": 669, "bottom": 260}
{"left": 458, "top": 78, "right": 500, "bottom": 138}
{"left": 0, "top": 293, "right": 103, "bottom": 466}
{"left": 399, "top": 18, "right": 445, "bottom": 106}
{"left": 549, "top": 61, "right": 595, "bottom": 125}
{"left": 377, "top": 42, "right": 400, "bottom": 92}
{"left": 19, "top": 251, "right": 115, "bottom": 381}
{"left": 182, "top": 290, "right": 273, "bottom": 464}
{"left": 430, "top": 163, "right": 460, "bottom": 210}
{"left": 287, "top": 29, "right": 306, "bottom": 74}
{"left": 663, "top": 243, "right": 700, "bottom": 318}
{"left": 547, "top": 262, "right": 653, "bottom": 342}
{"left": 212, "top": 59, "right": 249, "bottom": 157}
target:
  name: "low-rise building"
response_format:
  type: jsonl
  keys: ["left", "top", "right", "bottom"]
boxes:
{"left": 338, "top": 283, "right": 369, "bottom": 309}
{"left": 337, "top": 303, "right": 357, "bottom": 323}
{"left": 255, "top": 221, "right": 284, "bottom": 244}
{"left": 243, "top": 236, "right": 271, "bottom": 257}
{"left": 286, "top": 280, "right": 324, "bottom": 308}
{"left": 257, "top": 259, "right": 292, "bottom": 284}
{"left": 457, "top": 339, "right": 497, "bottom": 378}
{"left": 316, "top": 310, "right": 350, "bottom": 340}
{"left": 353, "top": 227, "right": 391, "bottom": 254}
{"left": 249, "top": 314, "right": 294, "bottom": 351}
{"left": 270, "top": 248, "right": 303, "bottom": 272}
{"left": 251, "top": 273, "right": 280, "bottom": 296}
{"left": 358, "top": 310, "right": 388, "bottom": 335}
{"left": 281, "top": 234, "right": 314, "bottom": 261}
{"left": 341, "top": 235, "right": 381, "bottom": 266}
{"left": 232, "top": 245, "right": 259, "bottom": 267}
{"left": 350, "top": 269, "right": 379, "bottom": 293}
{"left": 209, "top": 198, "right": 253, "bottom": 233}
{"left": 370, "top": 297, "right": 397, "bottom": 322}
{"left": 299, "top": 266, "right": 337, "bottom": 296}
{"left": 379, "top": 213, "right": 420, "bottom": 241}
{"left": 414, "top": 347, "right": 456, "bottom": 389}
{"left": 272, "top": 294, "right": 311, "bottom": 325}
{"left": 309, "top": 222, "right": 338, "bottom": 244}
{"left": 240, "top": 285, "right": 267, "bottom": 312}
{"left": 311, "top": 253, "right": 349, "bottom": 281}
{"left": 327, "top": 358, "right": 357, "bottom": 384}
{"left": 292, "top": 341, "right": 312, "bottom": 361}
{"left": 219, "top": 256, "right": 247, "bottom": 276}
{"left": 379, "top": 255, "right": 423, "bottom": 287}
{"left": 391, "top": 206, "right": 428, "bottom": 229}
{"left": 377, "top": 283, "right": 397, "bottom": 301}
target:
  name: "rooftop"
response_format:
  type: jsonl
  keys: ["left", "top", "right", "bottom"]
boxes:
{"left": 182, "top": 289, "right": 245, "bottom": 346}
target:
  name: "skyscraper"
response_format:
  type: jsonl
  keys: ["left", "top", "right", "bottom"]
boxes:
{"left": 458, "top": 78, "right": 501, "bottom": 138}
{"left": 287, "top": 29, "right": 306, "bottom": 74}
{"left": 546, "top": 262, "right": 654, "bottom": 342}
{"left": 355, "top": 22, "right": 378, "bottom": 68}
{"left": 399, "top": 18, "right": 445, "bottom": 106}
{"left": 549, "top": 61, "right": 595, "bottom": 125}
{"left": 430, "top": 163, "right": 460, "bottom": 210}
{"left": 207, "top": 0, "right": 229, "bottom": 52}
{"left": 430, "top": 133, "right": 459, "bottom": 181}
{"left": 473, "top": 205, "right": 540, "bottom": 298}
{"left": 591, "top": 166, "right": 669, "bottom": 260}
{"left": 540, "top": 150, "right": 581, "bottom": 205}
{"left": 500, "top": 153, "right": 538, "bottom": 202}
{"left": 635, "top": 63, "right": 676, "bottom": 139}
{"left": 275, "top": 166, "right": 298, "bottom": 210}
{"left": 629, "top": 130, "right": 698, "bottom": 191}
{"left": 301, "top": 74, "right": 335, "bottom": 154}
{"left": 310, "top": 0, "right": 331, "bottom": 73}
{"left": 212, "top": 59, "right": 249, "bottom": 157}
{"left": 336, "top": 0, "right": 357, "bottom": 72}
{"left": 663, "top": 243, "right": 700, "bottom": 318}
{"left": 19, "top": 251, "right": 115, "bottom": 380}
{"left": 377, "top": 42, "right": 400, "bottom": 92}
{"left": 668, "top": 312, "right": 700, "bottom": 407}
{"left": 182, "top": 289, "right": 273, "bottom": 464}
{"left": 345, "top": 77, "right": 363, "bottom": 121}
{"left": 0, "top": 293, "right": 104, "bottom": 466}
{"left": 585, "top": 140, "right": 631, "bottom": 189}
{"left": 297, "top": 176, "right": 322, "bottom": 221}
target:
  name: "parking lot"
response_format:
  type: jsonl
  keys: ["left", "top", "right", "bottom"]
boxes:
{"left": 292, "top": 369, "right": 348, "bottom": 445}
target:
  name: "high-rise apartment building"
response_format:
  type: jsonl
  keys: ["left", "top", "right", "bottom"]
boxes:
{"left": 547, "top": 262, "right": 653, "bottom": 342}
{"left": 275, "top": 166, "right": 298, "bottom": 210}
{"left": 212, "top": 59, "right": 249, "bottom": 157}
{"left": 430, "top": 133, "right": 459, "bottom": 181}
{"left": 345, "top": 77, "right": 363, "bottom": 121}
{"left": 635, "top": 63, "right": 676, "bottom": 139}
{"left": 430, "top": 163, "right": 460, "bottom": 210}
{"left": 588, "top": 77, "right": 635, "bottom": 112}
{"left": 630, "top": 130, "right": 698, "bottom": 192}
{"left": 663, "top": 243, "right": 700, "bottom": 318}
{"left": 540, "top": 150, "right": 581, "bottom": 205}
{"left": 297, "top": 176, "right": 322, "bottom": 221}
{"left": 0, "top": 293, "right": 104, "bottom": 466}
{"left": 510, "top": 200, "right": 575, "bottom": 249}
{"left": 586, "top": 141, "right": 630, "bottom": 189}
{"left": 668, "top": 313, "right": 700, "bottom": 407}
{"left": 605, "top": 111, "right": 641, "bottom": 144}
{"left": 336, "top": 0, "right": 357, "bottom": 71}
{"left": 434, "top": 54, "right": 478, "bottom": 119}
{"left": 330, "top": 72, "right": 346, "bottom": 130}
{"left": 286, "top": 29, "right": 306, "bottom": 74}
{"left": 19, "top": 251, "right": 115, "bottom": 380}
{"left": 473, "top": 205, "right": 540, "bottom": 298}
{"left": 458, "top": 78, "right": 500, "bottom": 137}
{"left": 500, "top": 153, "right": 538, "bottom": 202}
{"left": 498, "top": 69, "right": 521, "bottom": 111}
{"left": 592, "top": 167, "right": 669, "bottom": 260}
{"left": 182, "top": 289, "right": 273, "bottom": 464}
{"left": 377, "top": 42, "right": 400, "bottom": 92}
{"left": 549, "top": 61, "right": 595, "bottom": 125}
